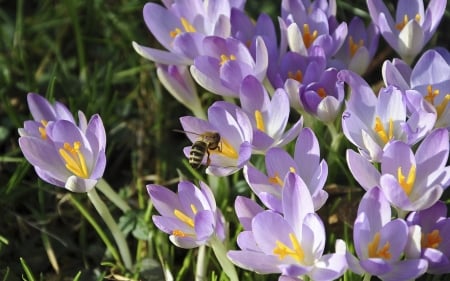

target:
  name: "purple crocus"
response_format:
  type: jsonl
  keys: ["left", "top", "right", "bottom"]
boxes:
{"left": 147, "top": 181, "right": 225, "bottom": 248}
{"left": 244, "top": 127, "right": 328, "bottom": 212}
{"left": 332, "top": 16, "right": 379, "bottom": 74}
{"left": 228, "top": 173, "right": 347, "bottom": 280}
{"left": 179, "top": 101, "right": 253, "bottom": 176}
{"left": 132, "top": 0, "right": 242, "bottom": 65}
{"left": 367, "top": 0, "right": 447, "bottom": 63}
{"left": 299, "top": 67, "right": 344, "bottom": 123}
{"left": 339, "top": 70, "right": 435, "bottom": 162}
{"left": 239, "top": 75, "right": 303, "bottom": 152}
{"left": 346, "top": 187, "right": 428, "bottom": 281}
{"left": 18, "top": 94, "right": 106, "bottom": 192}
{"left": 190, "top": 36, "right": 268, "bottom": 97}
{"left": 282, "top": 0, "right": 347, "bottom": 58}
{"left": 407, "top": 201, "right": 450, "bottom": 274}
{"left": 347, "top": 128, "right": 450, "bottom": 213}
{"left": 156, "top": 64, "right": 204, "bottom": 117}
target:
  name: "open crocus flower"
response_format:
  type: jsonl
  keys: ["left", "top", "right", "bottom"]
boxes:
{"left": 132, "top": 0, "right": 243, "bottom": 65}
{"left": 332, "top": 16, "right": 379, "bottom": 74}
{"left": 346, "top": 187, "right": 428, "bottom": 281}
{"left": 339, "top": 70, "right": 435, "bottom": 162}
{"left": 239, "top": 75, "right": 303, "bottom": 152}
{"left": 407, "top": 201, "right": 450, "bottom": 274}
{"left": 282, "top": 0, "right": 347, "bottom": 59}
{"left": 244, "top": 127, "right": 328, "bottom": 212}
{"left": 18, "top": 93, "right": 106, "bottom": 193}
{"left": 19, "top": 115, "right": 106, "bottom": 193}
{"left": 347, "top": 128, "right": 450, "bottom": 213}
{"left": 147, "top": 181, "right": 225, "bottom": 249}
{"left": 367, "top": 0, "right": 446, "bottom": 63}
{"left": 228, "top": 173, "right": 347, "bottom": 280}
{"left": 179, "top": 101, "right": 253, "bottom": 176}
{"left": 190, "top": 36, "right": 268, "bottom": 97}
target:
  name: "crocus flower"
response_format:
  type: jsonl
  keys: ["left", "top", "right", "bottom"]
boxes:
{"left": 347, "top": 128, "right": 450, "bottom": 212}
{"left": 179, "top": 101, "right": 253, "bottom": 176}
{"left": 234, "top": 196, "right": 264, "bottom": 231}
{"left": 228, "top": 173, "right": 347, "bottom": 280}
{"left": 299, "top": 67, "right": 344, "bottom": 123}
{"left": 190, "top": 36, "right": 268, "bottom": 97}
{"left": 147, "top": 181, "right": 225, "bottom": 248}
{"left": 332, "top": 16, "right": 379, "bottom": 74}
{"left": 367, "top": 0, "right": 447, "bottom": 63}
{"left": 244, "top": 127, "right": 328, "bottom": 212}
{"left": 339, "top": 70, "right": 435, "bottom": 162}
{"left": 239, "top": 75, "right": 303, "bottom": 152}
{"left": 407, "top": 201, "right": 450, "bottom": 274}
{"left": 156, "top": 64, "right": 204, "bottom": 118}
{"left": 19, "top": 109, "right": 106, "bottom": 193}
{"left": 346, "top": 187, "right": 428, "bottom": 281}
{"left": 132, "top": 0, "right": 242, "bottom": 65}
{"left": 282, "top": 0, "right": 347, "bottom": 58}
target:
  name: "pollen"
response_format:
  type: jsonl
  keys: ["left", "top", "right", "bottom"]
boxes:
{"left": 421, "top": 229, "right": 442, "bottom": 249}
{"left": 169, "top": 17, "right": 196, "bottom": 38}
{"left": 395, "top": 13, "right": 421, "bottom": 31}
{"left": 288, "top": 70, "right": 303, "bottom": 82}
{"left": 374, "top": 116, "right": 394, "bottom": 144}
{"left": 211, "top": 138, "right": 238, "bottom": 159}
{"left": 302, "top": 24, "right": 318, "bottom": 48}
{"left": 273, "top": 233, "right": 305, "bottom": 263}
{"left": 368, "top": 232, "right": 392, "bottom": 260}
{"left": 172, "top": 229, "right": 194, "bottom": 238}
{"left": 219, "top": 54, "right": 237, "bottom": 66}
{"left": 397, "top": 165, "right": 416, "bottom": 196}
{"left": 316, "top": 88, "right": 327, "bottom": 99}
{"left": 59, "top": 141, "right": 89, "bottom": 178}
{"left": 349, "top": 36, "right": 364, "bottom": 57}
{"left": 254, "top": 110, "right": 266, "bottom": 132}
{"left": 38, "top": 120, "right": 48, "bottom": 140}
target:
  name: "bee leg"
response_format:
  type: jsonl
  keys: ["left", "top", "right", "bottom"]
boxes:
{"left": 205, "top": 150, "right": 211, "bottom": 167}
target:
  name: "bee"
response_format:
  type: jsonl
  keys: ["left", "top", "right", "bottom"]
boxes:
{"left": 174, "top": 130, "right": 221, "bottom": 168}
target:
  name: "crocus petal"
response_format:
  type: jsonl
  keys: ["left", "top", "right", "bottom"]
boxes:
{"left": 310, "top": 253, "right": 347, "bottom": 281}
{"left": 147, "top": 184, "right": 180, "bottom": 217}
{"left": 234, "top": 196, "right": 264, "bottom": 230}
{"left": 194, "top": 210, "right": 215, "bottom": 240}
{"left": 132, "top": 42, "right": 192, "bottom": 65}
{"left": 65, "top": 176, "right": 97, "bottom": 193}
{"left": 227, "top": 250, "right": 281, "bottom": 274}
{"left": 379, "top": 259, "right": 428, "bottom": 281}
{"left": 346, "top": 149, "right": 380, "bottom": 191}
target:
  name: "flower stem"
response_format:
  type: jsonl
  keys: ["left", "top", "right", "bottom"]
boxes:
{"left": 69, "top": 194, "right": 122, "bottom": 267}
{"left": 210, "top": 236, "right": 238, "bottom": 281}
{"left": 87, "top": 188, "right": 133, "bottom": 270}
{"left": 362, "top": 273, "right": 372, "bottom": 281}
{"left": 96, "top": 178, "right": 131, "bottom": 213}
{"left": 195, "top": 245, "right": 208, "bottom": 281}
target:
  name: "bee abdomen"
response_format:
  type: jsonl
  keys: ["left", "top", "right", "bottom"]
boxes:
{"left": 189, "top": 141, "right": 207, "bottom": 168}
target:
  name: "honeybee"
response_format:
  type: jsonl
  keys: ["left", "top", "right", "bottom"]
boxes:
{"left": 174, "top": 130, "right": 221, "bottom": 168}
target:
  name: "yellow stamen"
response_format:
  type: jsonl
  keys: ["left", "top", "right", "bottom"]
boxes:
{"left": 397, "top": 165, "right": 416, "bottom": 196}
{"left": 219, "top": 54, "right": 237, "bottom": 66}
{"left": 349, "top": 36, "right": 364, "bottom": 57}
{"left": 425, "top": 85, "right": 440, "bottom": 105}
{"left": 273, "top": 233, "right": 305, "bottom": 263}
{"left": 58, "top": 141, "right": 89, "bottom": 178}
{"left": 180, "top": 17, "right": 196, "bottom": 33}
{"left": 173, "top": 209, "right": 194, "bottom": 228}
{"left": 169, "top": 17, "right": 196, "bottom": 38}
{"left": 396, "top": 13, "right": 421, "bottom": 31}
{"left": 190, "top": 204, "right": 198, "bottom": 215}
{"left": 288, "top": 70, "right": 303, "bottom": 82}
{"left": 374, "top": 116, "right": 394, "bottom": 144}
{"left": 302, "top": 24, "right": 318, "bottom": 48}
{"left": 38, "top": 120, "right": 48, "bottom": 140}
{"left": 254, "top": 110, "right": 265, "bottom": 132}
{"left": 268, "top": 172, "right": 284, "bottom": 187}
{"left": 211, "top": 138, "right": 238, "bottom": 159}
{"left": 368, "top": 232, "right": 392, "bottom": 260}
{"left": 421, "top": 229, "right": 442, "bottom": 249}
{"left": 172, "top": 229, "right": 194, "bottom": 237}
{"left": 436, "top": 94, "right": 450, "bottom": 119}
{"left": 316, "top": 88, "right": 327, "bottom": 99}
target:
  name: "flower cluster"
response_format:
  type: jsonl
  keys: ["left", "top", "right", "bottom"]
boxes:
{"left": 132, "top": 0, "right": 450, "bottom": 280}
{"left": 17, "top": 0, "right": 450, "bottom": 279}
